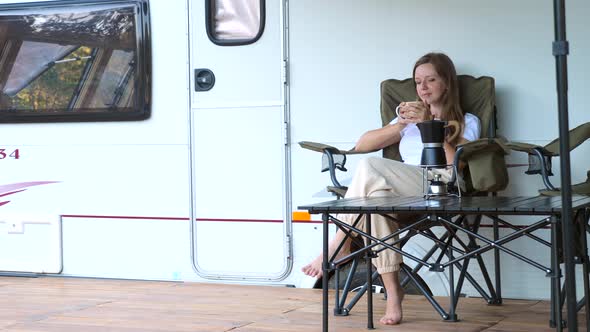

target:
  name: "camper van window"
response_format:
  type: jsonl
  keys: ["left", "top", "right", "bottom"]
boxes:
{"left": 206, "top": 0, "right": 265, "bottom": 46}
{"left": 0, "top": 1, "right": 151, "bottom": 122}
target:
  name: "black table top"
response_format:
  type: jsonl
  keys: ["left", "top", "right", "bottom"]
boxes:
{"left": 298, "top": 195, "right": 590, "bottom": 215}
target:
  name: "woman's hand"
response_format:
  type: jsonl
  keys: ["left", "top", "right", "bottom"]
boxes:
{"left": 396, "top": 101, "right": 432, "bottom": 124}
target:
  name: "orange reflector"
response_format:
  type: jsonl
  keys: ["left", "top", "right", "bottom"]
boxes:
{"left": 292, "top": 211, "right": 311, "bottom": 222}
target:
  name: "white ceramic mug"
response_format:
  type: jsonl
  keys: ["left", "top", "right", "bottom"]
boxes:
{"left": 396, "top": 101, "right": 425, "bottom": 120}
{"left": 395, "top": 105, "right": 403, "bottom": 118}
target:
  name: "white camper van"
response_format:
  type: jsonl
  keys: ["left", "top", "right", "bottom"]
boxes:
{"left": 0, "top": 0, "right": 588, "bottom": 301}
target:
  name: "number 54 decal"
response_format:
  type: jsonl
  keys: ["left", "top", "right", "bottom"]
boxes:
{"left": 0, "top": 149, "right": 20, "bottom": 159}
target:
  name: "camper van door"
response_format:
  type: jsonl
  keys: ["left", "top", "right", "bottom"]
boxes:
{"left": 188, "top": 1, "right": 290, "bottom": 281}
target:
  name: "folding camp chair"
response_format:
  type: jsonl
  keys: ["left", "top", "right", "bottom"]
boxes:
{"left": 507, "top": 122, "right": 590, "bottom": 197}
{"left": 432, "top": 121, "right": 590, "bottom": 328}
{"left": 299, "top": 74, "right": 506, "bottom": 320}
{"left": 506, "top": 122, "right": 590, "bottom": 328}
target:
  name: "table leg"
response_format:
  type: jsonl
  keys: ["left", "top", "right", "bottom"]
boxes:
{"left": 447, "top": 234, "right": 458, "bottom": 321}
{"left": 550, "top": 216, "right": 564, "bottom": 331}
{"left": 580, "top": 209, "right": 590, "bottom": 328}
{"left": 366, "top": 214, "right": 374, "bottom": 329}
{"left": 493, "top": 217, "right": 503, "bottom": 304}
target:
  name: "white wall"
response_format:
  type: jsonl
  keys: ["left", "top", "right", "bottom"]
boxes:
{"left": 290, "top": 0, "right": 589, "bottom": 196}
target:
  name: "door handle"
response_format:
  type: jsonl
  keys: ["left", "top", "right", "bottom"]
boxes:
{"left": 194, "top": 68, "right": 215, "bottom": 91}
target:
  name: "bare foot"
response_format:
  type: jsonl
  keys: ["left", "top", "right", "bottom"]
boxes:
{"left": 380, "top": 285, "right": 404, "bottom": 325}
{"left": 301, "top": 246, "right": 350, "bottom": 278}
{"left": 301, "top": 255, "right": 323, "bottom": 278}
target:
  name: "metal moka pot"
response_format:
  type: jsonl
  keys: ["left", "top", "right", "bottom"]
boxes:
{"left": 416, "top": 120, "right": 460, "bottom": 167}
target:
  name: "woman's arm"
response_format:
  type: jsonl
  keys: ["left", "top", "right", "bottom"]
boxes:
{"left": 354, "top": 122, "right": 407, "bottom": 153}
{"left": 444, "top": 136, "right": 470, "bottom": 169}
{"left": 355, "top": 102, "right": 427, "bottom": 152}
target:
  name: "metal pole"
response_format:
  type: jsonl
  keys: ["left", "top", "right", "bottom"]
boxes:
{"left": 553, "top": 0, "right": 577, "bottom": 329}
{"left": 322, "top": 213, "right": 329, "bottom": 332}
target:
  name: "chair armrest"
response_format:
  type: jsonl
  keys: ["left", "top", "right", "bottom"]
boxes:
{"left": 505, "top": 141, "right": 556, "bottom": 190}
{"left": 298, "top": 141, "right": 367, "bottom": 155}
{"left": 457, "top": 137, "right": 510, "bottom": 160}
{"left": 544, "top": 122, "right": 590, "bottom": 156}
{"left": 507, "top": 121, "right": 590, "bottom": 156}
{"left": 507, "top": 122, "right": 590, "bottom": 195}
{"left": 505, "top": 141, "right": 554, "bottom": 156}
{"left": 450, "top": 138, "right": 510, "bottom": 193}
{"left": 299, "top": 141, "right": 372, "bottom": 198}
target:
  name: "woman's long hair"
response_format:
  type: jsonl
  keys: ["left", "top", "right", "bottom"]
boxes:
{"left": 412, "top": 52, "right": 464, "bottom": 143}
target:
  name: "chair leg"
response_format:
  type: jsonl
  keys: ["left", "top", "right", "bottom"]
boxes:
{"left": 412, "top": 224, "right": 495, "bottom": 307}
{"left": 462, "top": 215, "right": 500, "bottom": 304}
{"left": 335, "top": 266, "right": 382, "bottom": 316}
{"left": 453, "top": 252, "right": 470, "bottom": 310}
{"left": 334, "top": 263, "right": 341, "bottom": 314}
{"left": 330, "top": 216, "right": 373, "bottom": 316}
{"left": 438, "top": 215, "right": 498, "bottom": 311}
{"left": 474, "top": 254, "right": 498, "bottom": 303}
{"left": 333, "top": 258, "right": 359, "bottom": 316}
{"left": 333, "top": 239, "right": 446, "bottom": 319}
{"left": 332, "top": 231, "right": 440, "bottom": 317}
{"left": 451, "top": 252, "right": 496, "bottom": 305}
{"left": 400, "top": 263, "right": 451, "bottom": 320}
{"left": 405, "top": 231, "right": 449, "bottom": 282}
{"left": 331, "top": 213, "right": 505, "bottom": 323}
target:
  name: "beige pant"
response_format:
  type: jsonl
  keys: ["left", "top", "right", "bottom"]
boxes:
{"left": 339, "top": 157, "right": 451, "bottom": 274}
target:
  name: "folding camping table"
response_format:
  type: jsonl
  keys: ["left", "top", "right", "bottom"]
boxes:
{"left": 299, "top": 195, "right": 590, "bottom": 332}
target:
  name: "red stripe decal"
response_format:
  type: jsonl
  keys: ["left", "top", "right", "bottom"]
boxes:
{"left": 34, "top": 214, "right": 555, "bottom": 229}
{"left": 61, "top": 215, "right": 189, "bottom": 221}
{"left": 0, "top": 189, "right": 26, "bottom": 198}
{"left": 196, "top": 218, "right": 283, "bottom": 223}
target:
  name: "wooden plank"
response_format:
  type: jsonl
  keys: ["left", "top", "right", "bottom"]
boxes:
{"left": 0, "top": 276, "right": 585, "bottom": 331}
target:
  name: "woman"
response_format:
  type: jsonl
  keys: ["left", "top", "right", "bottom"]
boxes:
{"left": 302, "top": 52, "right": 481, "bottom": 325}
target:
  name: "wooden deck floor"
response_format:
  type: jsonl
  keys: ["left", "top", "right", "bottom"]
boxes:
{"left": 0, "top": 276, "right": 586, "bottom": 331}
